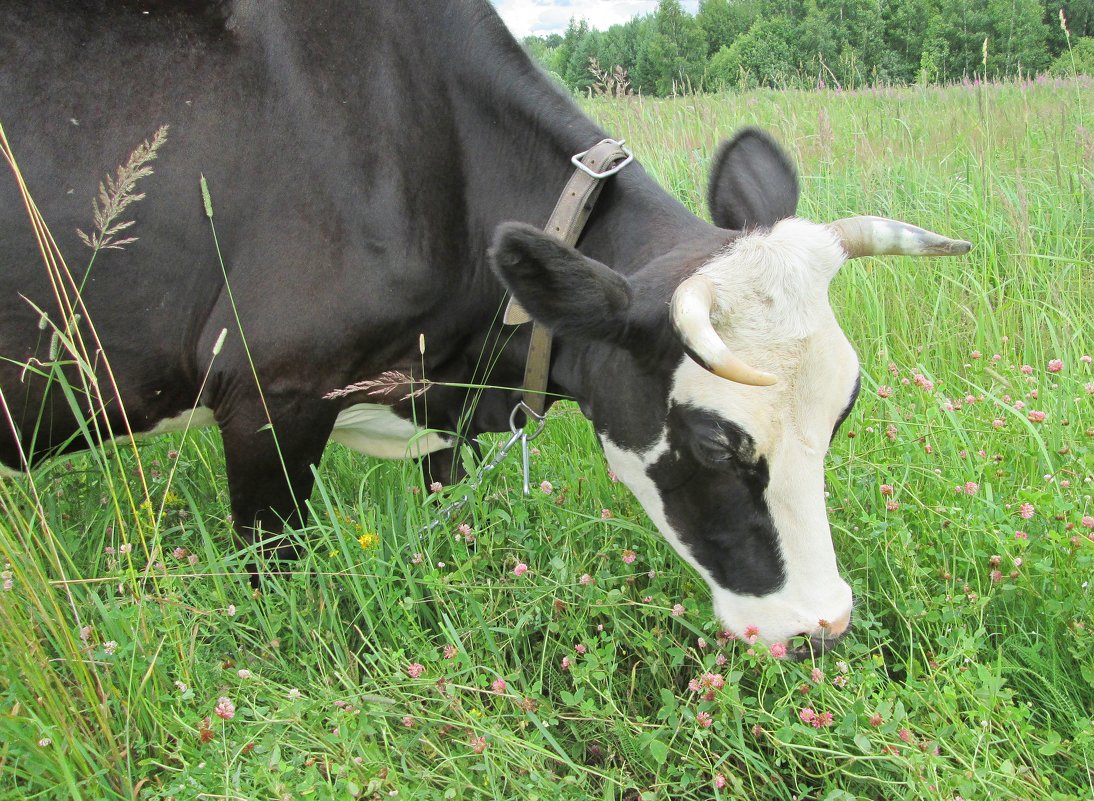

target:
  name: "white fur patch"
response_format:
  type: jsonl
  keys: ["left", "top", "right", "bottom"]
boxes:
{"left": 2, "top": 402, "right": 449, "bottom": 477}
{"left": 330, "top": 403, "right": 450, "bottom": 459}
{"left": 700, "top": 218, "right": 845, "bottom": 343}
{"left": 148, "top": 406, "right": 217, "bottom": 434}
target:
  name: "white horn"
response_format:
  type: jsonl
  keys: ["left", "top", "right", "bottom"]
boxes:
{"left": 829, "top": 215, "right": 972, "bottom": 259}
{"left": 670, "top": 275, "right": 777, "bottom": 386}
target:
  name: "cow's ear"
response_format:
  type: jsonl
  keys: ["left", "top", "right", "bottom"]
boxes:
{"left": 708, "top": 127, "right": 799, "bottom": 231}
{"left": 490, "top": 222, "right": 632, "bottom": 341}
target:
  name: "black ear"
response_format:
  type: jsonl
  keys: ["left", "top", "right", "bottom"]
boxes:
{"left": 489, "top": 222, "right": 632, "bottom": 341}
{"left": 708, "top": 127, "right": 799, "bottom": 231}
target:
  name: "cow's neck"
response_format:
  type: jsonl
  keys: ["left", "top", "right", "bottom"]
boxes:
{"left": 434, "top": 4, "right": 712, "bottom": 271}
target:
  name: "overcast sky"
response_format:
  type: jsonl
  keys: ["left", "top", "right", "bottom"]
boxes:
{"left": 490, "top": 1, "right": 701, "bottom": 38}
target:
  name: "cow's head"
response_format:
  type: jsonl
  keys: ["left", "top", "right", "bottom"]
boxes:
{"left": 491, "top": 129, "right": 969, "bottom": 655}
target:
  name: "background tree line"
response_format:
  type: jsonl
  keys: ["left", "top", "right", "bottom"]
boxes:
{"left": 521, "top": 0, "right": 1094, "bottom": 95}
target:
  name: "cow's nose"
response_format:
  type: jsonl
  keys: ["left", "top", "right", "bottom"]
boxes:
{"left": 822, "top": 610, "right": 852, "bottom": 637}
{"left": 788, "top": 610, "right": 852, "bottom": 661}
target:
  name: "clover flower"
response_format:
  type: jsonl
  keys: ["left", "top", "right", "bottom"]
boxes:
{"left": 214, "top": 696, "right": 235, "bottom": 721}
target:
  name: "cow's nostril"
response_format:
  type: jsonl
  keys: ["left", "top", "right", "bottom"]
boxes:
{"left": 786, "top": 623, "right": 851, "bottom": 661}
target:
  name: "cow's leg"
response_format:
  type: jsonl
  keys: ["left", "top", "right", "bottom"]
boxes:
{"left": 420, "top": 446, "right": 457, "bottom": 487}
{"left": 419, "top": 437, "right": 482, "bottom": 487}
{"left": 219, "top": 401, "right": 333, "bottom": 579}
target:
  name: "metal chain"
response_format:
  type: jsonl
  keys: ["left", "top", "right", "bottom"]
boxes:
{"left": 421, "top": 402, "right": 546, "bottom": 532}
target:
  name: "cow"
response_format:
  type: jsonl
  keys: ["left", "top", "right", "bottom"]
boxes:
{"left": 0, "top": 0, "right": 969, "bottom": 656}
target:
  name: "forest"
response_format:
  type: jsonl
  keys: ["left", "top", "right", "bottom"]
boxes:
{"left": 521, "top": 0, "right": 1094, "bottom": 94}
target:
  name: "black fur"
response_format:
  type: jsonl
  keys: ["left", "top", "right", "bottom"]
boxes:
{"left": 649, "top": 405, "right": 784, "bottom": 596}
{"left": 708, "top": 128, "right": 800, "bottom": 231}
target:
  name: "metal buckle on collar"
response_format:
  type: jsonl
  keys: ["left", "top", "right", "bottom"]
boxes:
{"left": 570, "top": 138, "right": 634, "bottom": 179}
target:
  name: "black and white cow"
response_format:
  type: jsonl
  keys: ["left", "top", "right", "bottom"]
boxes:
{"left": 0, "top": 0, "right": 969, "bottom": 654}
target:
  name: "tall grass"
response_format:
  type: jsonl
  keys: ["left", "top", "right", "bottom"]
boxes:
{"left": 0, "top": 80, "right": 1091, "bottom": 800}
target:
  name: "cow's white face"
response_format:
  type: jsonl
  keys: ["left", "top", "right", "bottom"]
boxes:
{"left": 491, "top": 128, "right": 969, "bottom": 656}
{"left": 599, "top": 219, "right": 859, "bottom": 649}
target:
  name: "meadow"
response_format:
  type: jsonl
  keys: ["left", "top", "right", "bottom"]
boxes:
{"left": 0, "top": 78, "right": 1091, "bottom": 800}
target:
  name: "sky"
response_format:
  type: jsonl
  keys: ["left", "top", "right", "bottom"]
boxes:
{"left": 489, "top": 0, "right": 701, "bottom": 38}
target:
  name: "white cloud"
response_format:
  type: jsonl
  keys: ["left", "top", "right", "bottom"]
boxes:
{"left": 489, "top": 0, "right": 701, "bottom": 38}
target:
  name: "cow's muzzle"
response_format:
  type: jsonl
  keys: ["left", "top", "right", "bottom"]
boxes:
{"left": 787, "top": 610, "right": 852, "bottom": 661}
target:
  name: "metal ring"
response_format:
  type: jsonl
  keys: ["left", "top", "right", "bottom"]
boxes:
{"left": 509, "top": 401, "right": 546, "bottom": 441}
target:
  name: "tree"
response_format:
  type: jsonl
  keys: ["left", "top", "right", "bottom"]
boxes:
{"left": 1043, "top": 0, "right": 1094, "bottom": 56}
{"left": 831, "top": 0, "right": 887, "bottom": 86}
{"left": 641, "top": 0, "right": 710, "bottom": 94}
{"left": 987, "top": 0, "right": 1051, "bottom": 75}
{"left": 708, "top": 17, "right": 798, "bottom": 87}
{"left": 521, "top": 34, "right": 561, "bottom": 66}
{"left": 882, "top": 0, "right": 939, "bottom": 82}
{"left": 697, "top": 0, "right": 759, "bottom": 54}
{"left": 796, "top": 0, "right": 838, "bottom": 82}
{"left": 553, "top": 18, "right": 591, "bottom": 88}
{"left": 1048, "top": 32, "right": 1094, "bottom": 72}
{"left": 565, "top": 29, "right": 603, "bottom": 92}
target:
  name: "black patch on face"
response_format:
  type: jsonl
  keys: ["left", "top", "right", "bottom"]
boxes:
{"left": 647, "top": 404, "right": 785, "bottom": 596}
{"left": 831, "top": 375, "right": 861, "bottom": 442}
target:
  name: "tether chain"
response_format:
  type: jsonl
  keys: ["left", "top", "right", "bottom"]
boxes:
{"left": 422, "top": 402, "right": 546, "bottom": 532}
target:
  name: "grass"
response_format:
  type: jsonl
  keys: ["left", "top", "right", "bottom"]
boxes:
{"left": 0, "top": 79, "right": 1091, "bottom": 800}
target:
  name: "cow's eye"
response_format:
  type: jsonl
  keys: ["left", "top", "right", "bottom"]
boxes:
{"left": 690, "top": 437, "right": 733, "bottom": 466}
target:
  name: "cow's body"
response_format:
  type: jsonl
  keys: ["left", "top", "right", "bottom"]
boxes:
{"left": 1, "top": 0, "right": 656, "bottom": 508}
{"left": 1, "top": 0, "right": 969, "bottom": 652}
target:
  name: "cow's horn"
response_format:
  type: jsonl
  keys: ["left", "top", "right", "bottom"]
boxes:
{"left": 671, "top": 275, "right": 777, "bottom": 386}
{"left": 829, "top": 215, "right": 972, "bottom": 259}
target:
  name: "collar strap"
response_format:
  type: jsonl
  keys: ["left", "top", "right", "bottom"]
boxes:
{"left": 504, "top": 138, "right": 633, "bottom": 417}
